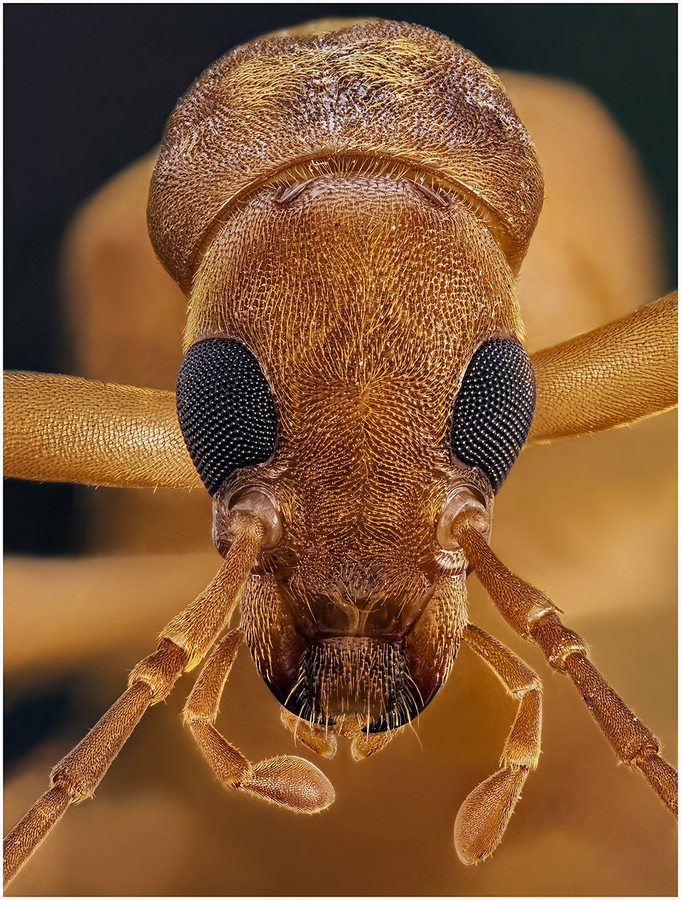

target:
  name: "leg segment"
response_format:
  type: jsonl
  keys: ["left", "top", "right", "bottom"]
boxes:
{"left": 452, "top": 514, "right": 678, "bottom": 816}
{"left": 184, "top": 629, "right": 334, "bottom": 814}
{"left": 455, "top": 624, "right": 542, "bottom": 865}
{"left": 3, "top": 515, "right": 264, "bottom": 889}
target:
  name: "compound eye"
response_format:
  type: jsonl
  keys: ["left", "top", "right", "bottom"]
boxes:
{"left": 449, "top": 339, "right": 535, "bottom": 492}
{"left": 176, "top": 339, "right": 277, "bottom": 496}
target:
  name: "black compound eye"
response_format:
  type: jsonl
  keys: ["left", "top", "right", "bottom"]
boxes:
{"left": 176, "top": 339, "right": 277, "bottom": 496}
{"left": 449, "top": 339, "right": 535, "bottom": 493}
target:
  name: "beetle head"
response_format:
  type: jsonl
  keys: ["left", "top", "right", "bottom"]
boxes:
{"left": 151, "top": 20, "right": 540, "bottom": 744}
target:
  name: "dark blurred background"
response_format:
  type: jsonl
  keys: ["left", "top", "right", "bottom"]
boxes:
{"left": 4, "top": 3, "right": 678, "bottom": 556}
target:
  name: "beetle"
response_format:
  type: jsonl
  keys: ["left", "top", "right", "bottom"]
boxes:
{"left": 3, "top": 10, "right": 676, "bottom": 896}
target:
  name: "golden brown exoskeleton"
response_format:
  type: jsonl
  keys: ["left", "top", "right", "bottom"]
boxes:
{"left": 3, "top": 19, "right": 677, "bottom": 889}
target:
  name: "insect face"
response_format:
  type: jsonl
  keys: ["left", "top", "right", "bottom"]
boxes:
{"left": 152, "top": 22, "right": 544, "bottom": 750}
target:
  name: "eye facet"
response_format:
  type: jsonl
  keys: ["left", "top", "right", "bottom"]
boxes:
{"left": 176, "top": 339, "right": 277, "bottom": 496}
{"left": 449, "top": 339, "right": 535, "bottom": 492}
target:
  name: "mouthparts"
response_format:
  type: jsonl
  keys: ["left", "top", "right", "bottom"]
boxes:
{"left": 281, "top": 636, "right": 421, "bottom": 733}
